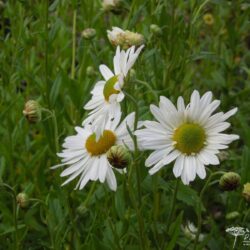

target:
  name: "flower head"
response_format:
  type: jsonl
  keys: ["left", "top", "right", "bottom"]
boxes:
{"left": 203, "top": 13, "right": 214, "bottom": 26}
{"left": 81, "top": 28, "right": 96, "bottom": 40}
{"left": 102, "top": 0, "right": 123, "bottom": 14}
{"left": 83, "top": 45, "right": 143, "bottom": 138}
{"left": 182, "top": 221, "right": 204, "bottom": 241}
{"left": 107, "top": 145, "right": 131, "bottom": 169}
{"left": 219, "top": 172, "right": 241, "bottom": 191}
{"left": 107, "top": 27, "right": 144, "bottom": 49}
{"left": 135, "top": 90, "right": 239, "bottom": 185}
{"left": 23, "top": 100, "right": 42, "bottom": 123}
{"left": 16, "top": 193, "right": 29, "bottom": 208}
{"left": 52, "top": 112, "right": 135, "bottom": 191}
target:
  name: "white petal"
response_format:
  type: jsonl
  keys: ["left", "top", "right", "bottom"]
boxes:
{"left": 196, "top": 160, "right": 206, "bottom": 179}
{"left": 99, "top": 64, "right": 114, "bottom": 81}
{"left": 173, "top": 155, "right": 184, "bottom": 177}
{"left": 106, "top": 167, "right": 117, "bottom": 191}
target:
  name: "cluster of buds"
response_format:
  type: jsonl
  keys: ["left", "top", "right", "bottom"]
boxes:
{"left": 23, "top": 100, "right": 41, "bottom": 123}
{"left": 107, "top": 27, "right": 144, "bottom": 49}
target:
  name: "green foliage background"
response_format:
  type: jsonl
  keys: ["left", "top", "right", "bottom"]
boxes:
{"left": 0, "top": 0, "right": 250, "bottom": 249}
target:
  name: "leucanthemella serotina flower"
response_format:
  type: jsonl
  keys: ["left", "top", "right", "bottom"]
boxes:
{"left": 52, "top": 112, "right": 135, "bottom": 191}
{"left": 135, "top": 90, "right": 239, "bottom": 185}
{"left": 83, "top": 45, "right": 144, "bottom": 138}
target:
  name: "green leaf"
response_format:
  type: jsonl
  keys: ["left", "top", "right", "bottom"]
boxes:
{"left": 166, "top": 211, "right": 183, "bottom": 250}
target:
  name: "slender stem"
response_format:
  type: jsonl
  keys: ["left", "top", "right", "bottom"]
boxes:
{"left": 134, "top": 79, "right": 158, "bottom": 103}
{"left": 42, "top": 108, "right": 59, "bottom": 152}
{"left": 83, "top": 182, "right": 96, "bottom": 207}
{"left": 166, "top": 179, "right": 180, "bottom": 232}
{"left": 51, "top": 110, "right": 59, "bottom": 152}
{"left": 194, "top": 171, "right": 225, "bottom": 249}
{"left": 242, "top": 207, "right": 250, "bottom": 224}
{"left": 45, "top": 0, "right": 50, "bottom": 107}
{"left": 123, "top": 90, "right": 148, "bottom": 249}
{"left": 71, "top": 9, "right": 77, "bottom": 79}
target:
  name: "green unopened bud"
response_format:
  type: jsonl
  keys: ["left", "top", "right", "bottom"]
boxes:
{"left": 226, "top": 211, "right": 240, "bottom": 220}
{"left": 81, "top": 28, "right": 96, "bottom": 40}
{"left": 23, "top": 100, "right": 41, "bottom": 123}
{"left": 107, "top": 145, "right": 131, "bottom": 169}
{"left": 242, "top": 183, "right": 250, "bottom": 202}
{"left": 16, "top": 193, "right": 29, "bottom": 208}
{"left": 150, "top": 24, "right": 162, "bottom": 36}
{"left": 76, "top": 203, "right": 88, "bottom": 217}
{"left": 86, "top": 66, "right": 96, "bottom": 77}
{"left": 219, "top": 172, "right": 241, "bottom": 191}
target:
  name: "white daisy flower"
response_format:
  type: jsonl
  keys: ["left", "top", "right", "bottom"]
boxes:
{"left": 182, "top": 221, "right": 205, "bottom": 241}
{"left": 135, "top": 90, "right": 239, "bottom": 185}
{"left": 52, "top": 112, "right": 135, "bottom": 191}
{"left": 84, "top": 45, "right": 144, "bottom": 138}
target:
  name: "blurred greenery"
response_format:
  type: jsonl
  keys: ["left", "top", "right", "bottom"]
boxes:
{"left": 0, "top": 0, "right": 249, "bottom": 249}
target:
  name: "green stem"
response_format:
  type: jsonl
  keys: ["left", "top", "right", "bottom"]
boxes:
{"left": 42, "top": 108, "right": 59, "bottom": 152}
{"left": 83, "top": 182, "right": 96, "bottom": 207}
{"left": 71, "top": 9, "right": 77, "bottom": 79}
{"left": 134, "top": 79, "right": 158, "bottom": 103}
{"left": 194, "top": 171, "right": 225, "bottom": 250}
{"left": 51, "top": 110, "right": 59, "bottom": 152}
{"left": 166, "top": 179, "right": 180, "bottom": 232}
{"left": 123, "top": 90, "right": 148, "bottom": 249}
{"left": 45, "top": 0, "right": 50, "bottom": 107}
{"left": 242, "top": 207, "right": 250, "bottom": 224}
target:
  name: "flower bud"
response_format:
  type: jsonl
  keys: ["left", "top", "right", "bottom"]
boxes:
{"left": 219, "top": 172, "right": 241, "bottom": 191}
{"left": 107, "top": 27, "right": 144, "bottom": 49}
{"left": 242, "top": 183, "right": 250, "bottom": 202}
{"left": 86, "top": 66, "right": 96, "bottom": 77}
{"left": 150, "top": 24, "right": 162, "bottom": 36}
{"left": 81, "top": 28, "right": 96, "bottom": 40}
{"left": 102, "top": 0, "right": 123, "bottom": 14}
{"left": 226, "top": 211, "right": 240, "bottom": 220}
{"left": 203, "top": 13, "right": 214, "bottom": 26}
{"left": 76, "top": 203, "right": 88, "bottom": 217}
{"left": 16, "top": 193, "right": 29, "bottom": 208}
{"left": 23, "top": 100, "right": 42, "bottom": 123}
{"left": 107, "top": 145, "right": 131, "bottom": 169}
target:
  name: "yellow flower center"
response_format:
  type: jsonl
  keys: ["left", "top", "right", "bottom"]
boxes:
{"left": 85, "top": 130, "right": 117, "bottom": 156}
{"left": 103, "top": 75, "right": 120, "bottom": 102}
{"left": 173, "top": 123, "right": 206, "bottom": 155}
